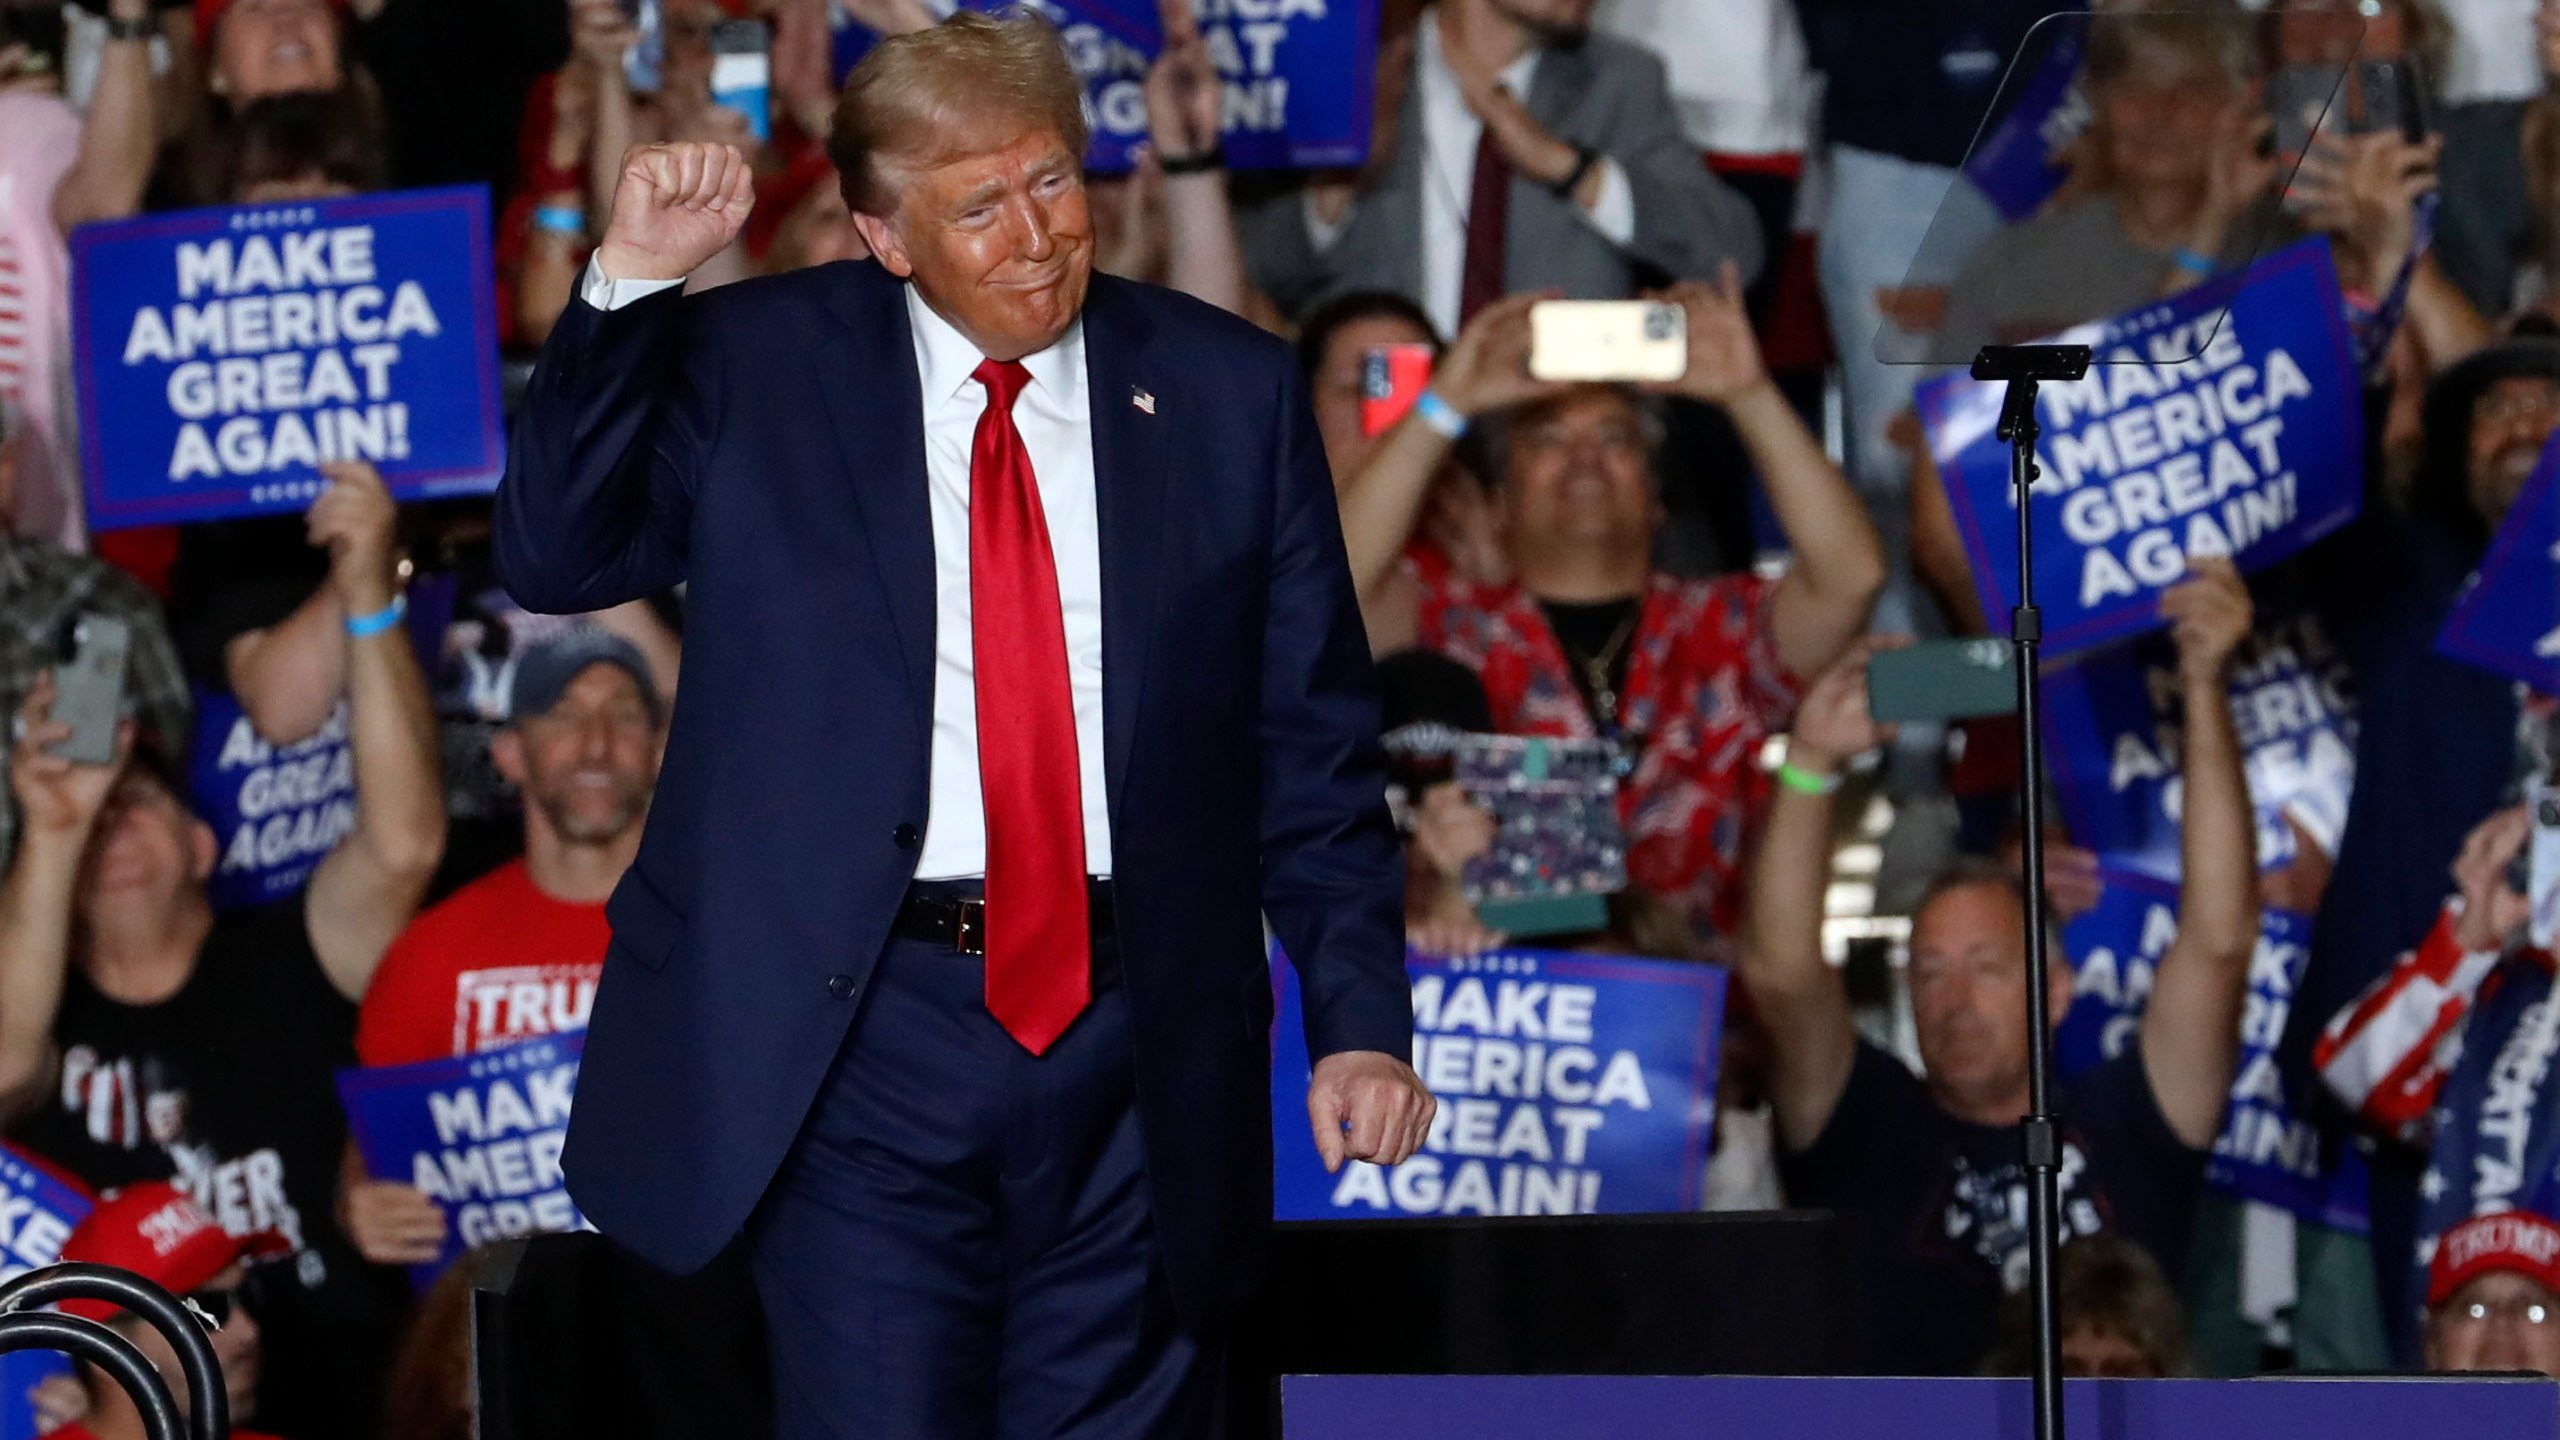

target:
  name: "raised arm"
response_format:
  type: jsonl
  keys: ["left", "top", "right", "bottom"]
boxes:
{"left": 2400, "top": 256, "right": 2490, "bottom": 374}
{"left": 577, "top": 0, "right": 639, "bottom": 227}
{"left": 1144, "top": 0, "right": 1261, "bottom": 320}
{"left": 1596, "top": 50, "right": 1765, "bottom": 286}
{"left": 1655, "top": 268, "right": 1885, "bottom": 679}
{"left": 1909, "top": 437, "right": 1990, "bottom": 634}
{"left": 301, "top": 463, "right": 445, "bottom": 1002}
{"left": 1333, "top": 294, "right": 1558, "bottom": 603}
{"left": 49, "top": 0, "right": 156, "bottom": 233}
{"left": 0, "top": 681, "right": 128, "bottom": 1128}
{"left": 495, "top": 142, "right": 752, "bottom": 614}
{"left": 1740, "top": 640, "right": 1893, "bottom": 1151}
{"left": 2138, "top": 558, "right": 2260, "bottom": 1148}
{"left": 1446, "top": 34, "right": 1761, "bottom": 286}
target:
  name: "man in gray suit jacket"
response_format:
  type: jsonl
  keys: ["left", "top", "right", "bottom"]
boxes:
{"left": 1238, "top": 0, "right": 1762, "bottom": 333}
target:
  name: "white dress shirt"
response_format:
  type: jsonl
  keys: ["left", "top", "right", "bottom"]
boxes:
{"left": 578, "top": 261, "right": 1114, "bottom": 878}
{"left": 1408, "top": 12, "right": 1634, "bottom": 339}
{"left": 2437, "top": 0, "right": 2545, "bottom": 103}
{"left": 1592, "top": 0, "right": 1810, "bottom": 156}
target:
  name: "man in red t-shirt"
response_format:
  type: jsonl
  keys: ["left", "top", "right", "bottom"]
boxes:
{"left": 337, "top": 630, "right": 665, "bottom": 1266}
{"left": 42, "top": 1180, "right": 288, "bottom": 1440}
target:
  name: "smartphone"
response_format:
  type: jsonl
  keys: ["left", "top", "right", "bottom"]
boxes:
{"left": 2268, "top": 63, "right": 2341, "bottom": 172}
{"left": 709, "top": 18, "right": 773, "bottom": 143}
{"left": 622, "top": 0, "right": 663, "bottom": 95}
{"left": 2271, "top": 57, "right": 2431, "bottom": 165}
{"left": 1528, "top": 301, "right": 1687, "bottom": 384}
{"left": 1867, "top": 638, "right": 2017, "bottom": 724}
{"left": 2512, "top": 787, "right": 2560, "bottom": 950}
{"left": 2360, "top": 56, "right": 2432, "bottom": 145}
{"left": 1360, "top": 343, "right": 1434, "bottom": 438}
{"left": 49, "top": 615, "right": 131, "bottom": 767}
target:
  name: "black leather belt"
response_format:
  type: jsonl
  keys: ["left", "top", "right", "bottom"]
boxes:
{"left": 895, "top": 877, "right": 1117, "bottom": 956}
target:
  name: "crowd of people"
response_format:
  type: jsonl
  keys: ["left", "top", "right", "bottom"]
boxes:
{"left": 0, "top": 0, "right": 2557, "bottom": 1431}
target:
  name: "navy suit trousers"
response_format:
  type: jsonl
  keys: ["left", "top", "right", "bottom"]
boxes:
{"left": 744, "top": 931, "right": 1216, "bottom": 1438}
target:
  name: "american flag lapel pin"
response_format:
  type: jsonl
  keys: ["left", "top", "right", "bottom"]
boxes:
{"left": 1132, "top": 387, "right": 1156, "bottom": 416}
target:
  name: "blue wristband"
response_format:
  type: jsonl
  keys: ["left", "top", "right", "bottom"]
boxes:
{"left": 1411, "top": 388, "right": 1468, "bottom": 440}
{"left": 345, "top": 593, "right": 408, "bottom": 639}
{"left": 533, "top": 205, "right": 588, "bottom": 237}
{"left": 2171, "top": 247, "right": 2216, "bottom": 279}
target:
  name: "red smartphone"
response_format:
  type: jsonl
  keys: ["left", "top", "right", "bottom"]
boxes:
{"left": 1360, "top": 343, "right": 1434, "bottom": 437}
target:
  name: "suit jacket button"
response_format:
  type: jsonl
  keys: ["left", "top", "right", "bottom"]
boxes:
{"left": 827, "top": 974, "right": 858, "bottom": 1000}
{"left": 893, "top": 824, "right": 920, "bottom": 849}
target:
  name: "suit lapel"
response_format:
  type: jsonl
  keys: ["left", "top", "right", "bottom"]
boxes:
{"left": 1382, "top": 52, "right": 1430, "bottom": 302}
{"left": 1511, "top": 43, "right": 1592, "bottom": 285}
{"left": 1522, "top": 40, "right": 1588, "bottom": 132}
{"left": 1078, "top": 276, "right": 1171, "bottom": 822}
{"left": 810, "top": 262, "right": 936, "bottom": 731}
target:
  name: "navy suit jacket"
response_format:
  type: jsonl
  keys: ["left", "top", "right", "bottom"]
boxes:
{"left": 493, "top": 261, "right": 1411, "bottom": 1325}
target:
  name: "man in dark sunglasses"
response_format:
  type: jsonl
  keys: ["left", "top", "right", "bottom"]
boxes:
{"left": 41, "top": 1180, "right": 287, "bottom": 1440}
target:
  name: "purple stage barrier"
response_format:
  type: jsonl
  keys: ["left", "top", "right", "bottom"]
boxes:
{"left": 1282, "top": 1373, "right": 2559, "bottom": 1440}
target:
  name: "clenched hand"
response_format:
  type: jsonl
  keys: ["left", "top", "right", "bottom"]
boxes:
{"left": 598, "top": 142, "right": 756, "bottom": 284}
{"left": 1307, "top": 1050, "right": 1435, "bottom": 1172}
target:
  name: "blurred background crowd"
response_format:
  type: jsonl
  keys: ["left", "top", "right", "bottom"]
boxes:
{"left": 1, "top": 0, "right": 2559, "bottom": 1434}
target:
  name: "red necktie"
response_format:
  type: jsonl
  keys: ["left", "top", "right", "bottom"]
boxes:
{"left": 1458, "top": 129, "right": 1510, "bottom": 326}
{"left": 969, "top": 358, "right": 1091, "bottom": 1056}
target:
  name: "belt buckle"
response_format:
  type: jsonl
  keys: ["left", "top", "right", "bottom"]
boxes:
{"left": 955, "top": 898, "right": 986, "bottom": 956}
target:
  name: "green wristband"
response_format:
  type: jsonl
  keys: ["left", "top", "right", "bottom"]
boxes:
{"left": 1775, "top": 760, "right": 1842, "bottom": 797}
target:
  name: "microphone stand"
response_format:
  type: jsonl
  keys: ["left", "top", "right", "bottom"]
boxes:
{"left": 1967, "top": 342, "right": 2090, "bottom": 1440}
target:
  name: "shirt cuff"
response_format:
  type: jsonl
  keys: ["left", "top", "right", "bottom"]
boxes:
{"left": 1578, "top": 156, "right": 1636, "bottom": 247}
{"left": 580, "top": 256, "right": 688, "bottom": 312}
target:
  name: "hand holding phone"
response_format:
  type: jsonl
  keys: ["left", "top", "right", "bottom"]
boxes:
{"left": 1789, "top": 636, "right": 1907, "bottom": 769}
{"left": 710, "top": 18, "right": 774, "bottom": 143}
{"left": 2460, "top": 803, "right": 2539, "bottom": 953}
{"left": 621, "top": 0, "right": 664, "bottom": 93}
{"left": 1429, "top": 293, "right": 1562, "bottom": 419}
{"left": 2514, "top": 788, "right": 2560, "bottom": 951}
{"left": 1360, "top": 343, "right": 1434, "bottom": 437}
{"left": 1528, "top": 300, "right": 1686, "bottom": 383}
{"left": 1647, "top": 267, "right": 1765, "bottom": 405}
{"left": 1867, "top": 637, "right": 2016, "bottom": 724}
{"left": 7, "top": 670, "right": 132, "bottom": 846}
{"left": 48, "top": 615, "right": 131, "bottom": 767}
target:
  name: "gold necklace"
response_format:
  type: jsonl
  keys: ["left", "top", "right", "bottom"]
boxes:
{"left": 1558, "top": 603, "right": 1641, "bottom": 728}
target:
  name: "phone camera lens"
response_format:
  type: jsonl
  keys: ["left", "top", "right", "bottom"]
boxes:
{"left": 1643, "top": 307, "right": 1676, "bottom": 341}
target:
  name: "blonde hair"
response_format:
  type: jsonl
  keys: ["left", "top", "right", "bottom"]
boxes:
{"left": 826, "top": 11, "right": 1089, "bottom": 217}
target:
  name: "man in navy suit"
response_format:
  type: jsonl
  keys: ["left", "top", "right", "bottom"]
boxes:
{"left": 494, "top": 12, "right": 1433, "bottom": 1437}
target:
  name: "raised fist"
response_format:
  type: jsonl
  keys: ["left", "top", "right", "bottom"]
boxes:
{"left": 598, "top": 142, "right": 756, "bottom": 284}
{"left": 2161, "top": 556, "right": 2252, "bottom": 688}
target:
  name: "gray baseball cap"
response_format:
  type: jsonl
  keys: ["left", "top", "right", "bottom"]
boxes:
{"left": 507, "top": 629, "right": 664, "bottom": 728}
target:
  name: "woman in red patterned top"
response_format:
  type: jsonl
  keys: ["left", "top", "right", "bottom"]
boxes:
{"left": 1337, "top": 267, "right": 1885, "bottom": 932}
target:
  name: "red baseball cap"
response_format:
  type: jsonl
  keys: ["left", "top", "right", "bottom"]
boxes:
{"left": 55, "top": 1183, "right": 289, "bottom": 1324}
{"left": 2429, "top": 1211, "right": 2560, "bottom": 1309}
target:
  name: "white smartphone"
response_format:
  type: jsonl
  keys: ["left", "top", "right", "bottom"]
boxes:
{"left": 50, "top": 614, "right": 131, "bottom": 768}
{"left": 1528, "top": 300, "right": 1687, "bottom": 383}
